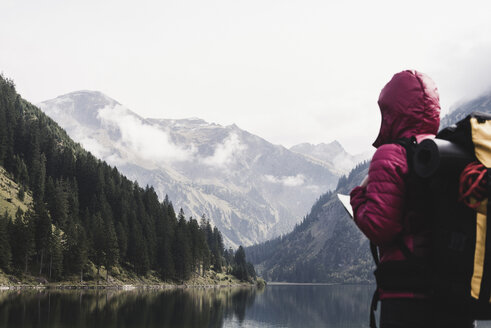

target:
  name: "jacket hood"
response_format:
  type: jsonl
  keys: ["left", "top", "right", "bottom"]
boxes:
{"left": 373, "top": 70, "right": 440, "bottom": 148}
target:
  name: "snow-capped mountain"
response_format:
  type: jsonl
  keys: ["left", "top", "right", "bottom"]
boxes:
{"left": 38, "top": 91, "right": 339, "bottom": 247}
{"left": 290, "top": 141, "right": 371, "bottom": 176}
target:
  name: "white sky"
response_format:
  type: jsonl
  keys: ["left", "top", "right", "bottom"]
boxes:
{"left": 2, "top": 0, "right": 491, "bottom": 154}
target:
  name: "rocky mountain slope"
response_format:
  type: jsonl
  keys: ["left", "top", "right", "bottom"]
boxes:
{"left": 246, "top": 161, "right": 372, "bottom": 283}
{"left": 38, "top": 91, "right": 342, "bottom": 247}
{"left": 290, "top": 141, "right": 371, "bottom": 176}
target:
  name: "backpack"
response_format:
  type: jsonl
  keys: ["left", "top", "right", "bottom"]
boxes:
{"left": 427, "top": 112, "right": 491, "bottom": 319}
{"left": 369, "top": 113, "right": 491, "bottom": 327}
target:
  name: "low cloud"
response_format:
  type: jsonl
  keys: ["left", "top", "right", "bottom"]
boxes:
{"left": 202, "top": 133, "right": 246, "bottom": 167}
{"left": 98, "top": 105, "right": 196, "bottom": 164}
{"left": 79, "top": 136, "right": 110, "bottom": 159}
{"left": 264, "top": 174, "right": 306, "bottom": 187}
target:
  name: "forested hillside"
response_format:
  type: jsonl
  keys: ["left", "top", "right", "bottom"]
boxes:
{"left": 0, "top": 75, "right": 255, "bottom": 284}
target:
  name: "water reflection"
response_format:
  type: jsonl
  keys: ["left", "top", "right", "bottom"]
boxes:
{"left": 1, "top": 285, "right": 490, "bottom": 328}
{"left": 242, "top": 284, "right": 373, "bottom": 328}
{"left": 0, "top": 287, "right": 259, "bottom": 328}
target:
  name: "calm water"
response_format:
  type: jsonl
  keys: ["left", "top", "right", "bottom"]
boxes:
{"left": 0, "top": 284, "right": 490, "bottom": 328}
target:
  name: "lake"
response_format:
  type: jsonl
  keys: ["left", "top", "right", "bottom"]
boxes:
{"left": 0, "top": 284, "right": 490, "bottom": 328}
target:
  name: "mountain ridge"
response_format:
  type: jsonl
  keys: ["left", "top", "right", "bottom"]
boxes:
{"left": 38, "top": 91, "right": 341, "bottom": 247}
{"left": 290, "top": 141, "right": 371, "bottom": 176}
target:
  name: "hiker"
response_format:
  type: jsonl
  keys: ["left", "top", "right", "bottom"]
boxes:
{"left": 349, "top": 70, "right": 474, "bottom": 327}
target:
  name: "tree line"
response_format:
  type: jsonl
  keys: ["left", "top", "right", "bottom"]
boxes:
{"left": 0, "top": 74, "right": 256, "bottom": 283}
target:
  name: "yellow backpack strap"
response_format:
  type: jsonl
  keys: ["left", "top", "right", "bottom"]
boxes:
{"left": 469, "top": 117, "right": 491, "bottom": 303}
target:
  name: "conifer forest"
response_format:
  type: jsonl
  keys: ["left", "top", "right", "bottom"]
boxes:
{"left": 0, "top": 75, "right": 256, "bottom": 284}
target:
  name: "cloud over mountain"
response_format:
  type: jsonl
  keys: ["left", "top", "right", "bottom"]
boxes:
{"left": 202, "top": 133, "right": 245, "bottom": 168}
{"left": 264, "top": 174, "right": 305, "bottom": 187}
{"left": 97, "top": 104, "right": 196, "bottom": 164}
{"left": 38, "top": 91, "right": 341, "bottom": 247}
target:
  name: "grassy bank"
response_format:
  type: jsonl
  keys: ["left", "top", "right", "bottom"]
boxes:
{"left": 0, "top": 265, "right": 261, "bottom": 289}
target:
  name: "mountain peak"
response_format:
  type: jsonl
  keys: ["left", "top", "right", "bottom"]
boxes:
{"left": 55, "top": 90, "right": 120, "bottom": 107}
{"left": 289, "top": 140, "right": 368, "bottom": 176}
{"left": 323, "top": 140, "right": 344, "bottom": 153}
{"left": 290, "top": 140, "right": 345, "bottom": 156}
{"left": 38, "top": 90, "right": 132, "bottom": 130}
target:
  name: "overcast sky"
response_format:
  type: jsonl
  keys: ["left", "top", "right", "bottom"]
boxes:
{"left": 2, "top": 0, "right": 491, "bottom": 154}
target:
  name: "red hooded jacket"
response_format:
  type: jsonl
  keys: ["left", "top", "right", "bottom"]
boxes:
{"left": 350, "top": 70, "right": 440, "bottom": 299}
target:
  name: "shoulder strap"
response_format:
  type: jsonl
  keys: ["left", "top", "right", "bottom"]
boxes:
{"left": 392, "top": 136, "right": 418, "bottom": 171}
{"left": 368, "top": 137, "right": 419, "bottom": 328}
{"left": 369, "top": 137, "right": 417, "bottom": 266}
{"left": 370, "top": 242, "right": 379, "bottom": 266}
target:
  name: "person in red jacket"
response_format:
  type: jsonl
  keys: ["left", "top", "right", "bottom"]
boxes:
{"left": 350, "top": 70, "right": 474, "bottom": 328}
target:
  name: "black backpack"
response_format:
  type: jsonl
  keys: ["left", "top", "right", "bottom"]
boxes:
{"left": 428, "top": 112, "right": 491, "bottom": 319}
{"left": 369, "top": 113, "right": 491, "bottom": 327}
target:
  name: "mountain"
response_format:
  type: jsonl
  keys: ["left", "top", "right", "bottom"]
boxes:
{"left": 440, "top": 90, "right": 491, "bottom": 128}
{"left": 38, "top": 91, "right": 339, "bottom": 247}
{"left": 290, "top": 141, "right": 372, "bottom": 176}
{"left": 246, "top": 162, "right": 372, "bottom": 283}
{"left": 0, "top": 75, "right": 246, "bottom": 283}
{"left": 246, "top": 89, "right": 491, "bottom": 283}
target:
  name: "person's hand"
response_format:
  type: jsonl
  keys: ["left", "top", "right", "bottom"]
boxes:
{"left": 360, "top": 175, "right": 369, "bottom": 187}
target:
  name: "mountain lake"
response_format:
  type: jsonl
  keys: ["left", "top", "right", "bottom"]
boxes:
{"left": 0, "top": 284, "right": 490, "bottom": 328}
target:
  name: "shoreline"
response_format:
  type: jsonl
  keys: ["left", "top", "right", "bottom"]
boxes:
{"left": 0, "top": 282, "right": 257, "bottom": 290}
{"left": 0, "top": 267, "right": 266, "bottom": 290}
{"left": 0, "top": 271, "right": 263, "bottom": 290}
{"left": 266, "top": 282, "right": 374, "bottom": 286}
{"left": 266, "top": 282, "right": 338, "bottom": 286}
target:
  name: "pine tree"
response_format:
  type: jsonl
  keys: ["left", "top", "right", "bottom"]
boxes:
{"left": 212, "top": 227, "right": 224, "bottom": 272}
{"left": 188, "top": 218, "right": 200, "bottom": 273}
{"left": 48, "top": 226, "right": 63, "bottom": 280}
{"left": 233, "top": 246, "right": 248, "bottom": 281}
{"left": 63, "top": 223, "right": 88, "bottom": 282}
{"left": 34, "top": 204, "right": 52, "bottom": 275}
{"left": 90, "top": 212, "right": 105, "bottom": 281}
{"left": 29, "top": 131, "right": 46, "bottom": 202}
{"left": 224, "top": 247, "right": 235, "bottom": 268}
{"left": 0, "top": 101, "right": 7, "bottom": 165}
{"left": 76, "top": 225, "right": 88, "bottom": 282}
{"left": 9, "top": 209, "right": 35, "bottom": 273}
{"left": 48, "top": 179, "right": 69, "bottom": 228}
{"left": 172, "top": 209, "right": 192, "bottom": 281}
{"left": 0, "top": 211, "right": 12, "bottom": 271}
{"left": 199, "top": 215, "right": 211, "bottom": 274}
{"left": 127, "top": 218, "right": 150, "bottom": 275}
{"left": 104, "top": 217, "right": 119, "bottom": 281}
{"left": 17, "top": 186, "right": 25, "bottom": 201}
{"left": 115, "top": 222, "right": 128, "bottom": 262}
{"left": 158, "top": 240, "right": 175, "bottom": 280}
{"left": 156, "top": 212, "right": 175, "bottom": 280}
